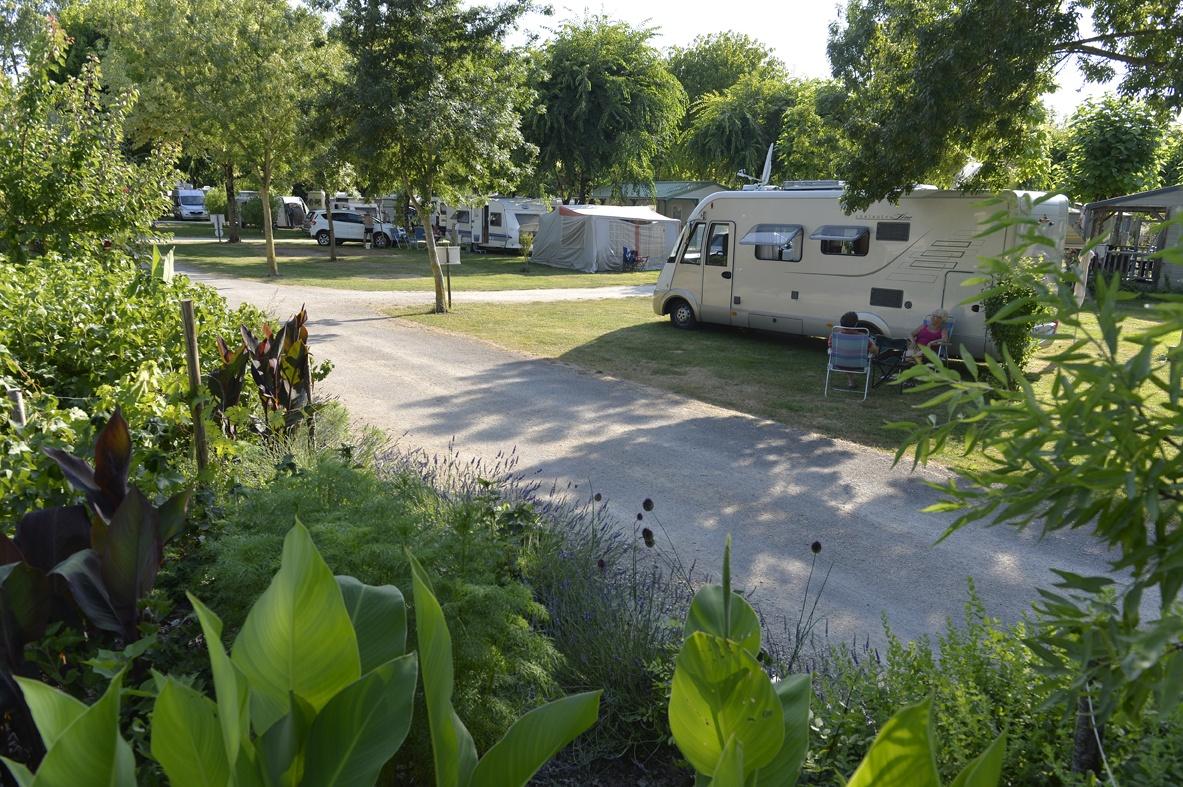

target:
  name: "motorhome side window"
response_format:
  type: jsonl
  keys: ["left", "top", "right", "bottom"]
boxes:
{"left": 680, "top": 222, "right": 705, "bottom": 265}
{"left": 489, "top": 212, "right": 503, "bottom": 227}
{"left": 455, "top": 211, "right": 470, "bottom": 224}
{"left": 811, "top": 225, "right": 870, "bottom": 256}
{"left": 705, "top": 224, "right": 730, "bottom": 266}
{"left": 740, "top": 224, "right": 803, "bottom": 262}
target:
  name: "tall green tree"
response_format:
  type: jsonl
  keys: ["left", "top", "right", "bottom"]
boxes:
{"left": 527, "top": 17, "right": 686, "bottom": 203}
{"left": 329, "top": 0, "right": 533, "bottom": 312}
{"left": 1061, "top": 95, "right": 1166, "bottom": 202}
{"left": 828, "top": 0, "right": 1183, "bottom": 210}
{"left": 777, "top": 79, "right": 852, "bottom": 181}
{"left": 1159, "top": 125, "right": 1183, "bottom": 187}
{"left": 0, "top": 18, "right": 176, "bottom": 262}
{"left": 681, "top": 72, "right": 795, "bottom": 187}
{"left": 666, "top": 32, "right": 784, "bottom": 107}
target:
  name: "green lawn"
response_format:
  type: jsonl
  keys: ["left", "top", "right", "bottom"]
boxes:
{"left": 392, "top": 297, "right": 1180, "bottom": 465}
{"left": 162, "top": 221, "right": 660, "bottom": 291}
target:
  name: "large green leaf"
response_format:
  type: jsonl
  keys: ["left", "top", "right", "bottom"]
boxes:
{"left": 303, "top": 653, "right": 418, "bottom": 787}
{"left": 13, "top": 505, "right": 92, "bottom": 573}
{"left": 94, "top": 488, "right": 162, "bottom": 636}
{"left": 157, "top": 488, "right": 192, "bottom": 544}
{"left": 15, "top": 678, "right": 86, "bottom": 750}
{"left": 407, "top": 550, "right": 478, "bottom": 787}
{"left": 846, "top": 698, "right": 940, "bottom": 787}
{"left": 151, "top": 678, "right": 229, "bottom": 787}
{"left": 754, "top": 674, "right": 811, "bottom": 786}
{"left": 669, "top": 631, "right": 783, "bottom": 777}
{"left": 231, "top": 522, "right": 360, "bottom": 734}
{"left": 28, "top": 672, "right": 132, "bottom": 787}
{"left": 336, "top": 576, "right": 406, "bottom": 673}
{"left": 48, "top": 549, "right": 122, "bottom": 635}
{"left": 189, "top": 594, "right": 251, "bottom": 768}
{"left": 258, "top": 693, "right": 315, "bottom": 787}
{"left": 470, "top": 690, "right": 602, "bottom": 787}
{"left": 709, "top": 736, "right": 744, "bottom": 787}
{"left": 684, "top": 586, "right": 761, "bottom": 658}
{"left": 1, "top": 757, "right": 34, "bottom": 786}
{"left": 949, "top": 731, "right": 1006, "bottom": 787}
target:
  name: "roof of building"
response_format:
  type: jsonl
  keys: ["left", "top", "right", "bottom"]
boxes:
{"left": 557, "top": 204, "right": 677, "bottom": 222}
{"left": 588, "top": 181, "right": 729, "bottom": 201}
{"left": 1083, "top": 185, "right": 1183, "bottom": 211}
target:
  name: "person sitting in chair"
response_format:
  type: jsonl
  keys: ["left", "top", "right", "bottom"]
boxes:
{"left": 906, "top": 309, "right": 951, "bottom": 364}
{"left": 829, "top": 311, "right": 878, "bottom": 388}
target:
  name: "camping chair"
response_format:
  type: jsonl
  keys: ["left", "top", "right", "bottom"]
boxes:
{"left": 413, "top": 226, "right": 426, "bottom": 249}
{"left": 622, "top": 246, "right": 650, "bottom": 272}
{"left": 825, "top": 327, "right": 874, "bottom": 401}
{"left": 918, "top": 316, "right": 955, "bottom": 363}
{"left": 872, "top": 337, "right": 910, "bottom": 389}
{"left": 394, "top": 227, "right": 409, "bottom": 249}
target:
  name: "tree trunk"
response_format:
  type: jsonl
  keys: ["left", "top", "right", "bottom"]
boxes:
{"left": 224, "top": 162, "right": 241, "bottom": 243}
{"left": 413, "top": 193, "right": 447, "bottom": 313}
{"left": 325, "top": 182, "right": 337, "bottom": 262}
{"left": 1071, "top": 691, "right": 1103, "bottom": 777}
{"left": 261, "top": 152, "right": 277, "bottom": 276}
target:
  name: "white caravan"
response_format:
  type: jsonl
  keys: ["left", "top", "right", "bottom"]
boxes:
{"left": 652, "top": 186, "right": 1069, "bottom": 358}
{"left": 171, "top": 188, "right": 208, "bottom": 220}
{"left": 449, "top": 198, "right": 547, "bottom": 251}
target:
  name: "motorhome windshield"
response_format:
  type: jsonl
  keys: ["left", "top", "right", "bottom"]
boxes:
{"left": 180, "top": 195, "right": 204, "bottom": 205}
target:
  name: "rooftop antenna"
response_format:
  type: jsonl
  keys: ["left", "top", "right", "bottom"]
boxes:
{"left": 738, "top": 143, "right": 776, "bottom": 190}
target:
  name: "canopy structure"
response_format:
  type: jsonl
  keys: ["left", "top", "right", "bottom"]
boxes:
{"left": 530, "top": 205, "right": 680, "bottom": 273}
{"left": 1082, "top": 185, "right": 1183, "bottom": 291}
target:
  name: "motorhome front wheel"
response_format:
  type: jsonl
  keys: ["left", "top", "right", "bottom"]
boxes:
{"left": 669, "top": 299, "right": 697, "bottom": 330}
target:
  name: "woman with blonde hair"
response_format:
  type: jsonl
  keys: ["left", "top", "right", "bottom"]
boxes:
{"left": 906, "top": 309, "right": 951, "bottom": 363}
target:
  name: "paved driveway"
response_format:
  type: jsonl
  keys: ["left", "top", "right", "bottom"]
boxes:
{"left": 185, "top": 267, "right": 1116, "bottom": 644}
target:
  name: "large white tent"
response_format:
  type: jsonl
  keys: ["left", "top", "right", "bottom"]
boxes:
{"left": 530, "top": 205, "right": 680, "bottom": 272}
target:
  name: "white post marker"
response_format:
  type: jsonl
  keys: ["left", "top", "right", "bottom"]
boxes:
{"left": 211, "top": 213, "right": 225, "bottom": 242}
{"left": 435, "top": 245, "right": 461, "bottom": 308}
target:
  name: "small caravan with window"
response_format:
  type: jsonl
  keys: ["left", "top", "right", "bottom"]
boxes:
{"left": 652, "top": 185, "right": 1070, "bottom": 358}
{"left": 448, "top": 197, "right": 547, "bottom": 252}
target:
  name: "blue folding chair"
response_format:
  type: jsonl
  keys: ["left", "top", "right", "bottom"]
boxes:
{"left": 825, "top": 327, "right": 874, "bottom": 401}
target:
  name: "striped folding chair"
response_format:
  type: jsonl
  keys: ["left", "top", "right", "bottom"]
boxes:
{"left": 826, "top": 327, "right": 874, "bottom": 400}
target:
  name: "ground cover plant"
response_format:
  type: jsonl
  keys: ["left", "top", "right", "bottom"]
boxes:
{"left": 165, "top": 222, "right": 660, "bottom": 291}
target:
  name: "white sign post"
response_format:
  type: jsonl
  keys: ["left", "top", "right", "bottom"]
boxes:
{"left": 434, "top": 245, "right": 461, "bottom": 308}
{"left": 211, "top": 213, "right": 225, "bottom": 242}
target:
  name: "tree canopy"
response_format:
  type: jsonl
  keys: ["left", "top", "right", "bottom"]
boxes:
{"left": 666, "top": 32, "right": 784, "bottom": 107}
{"left": 1061, "top": 95, "right": 1166, "bottom": 202}
{"left": 828, "top": 0, "right": 1183, "bottom": 209}
{"left": 526, "top": 17, "right": 686, "bottom": 202}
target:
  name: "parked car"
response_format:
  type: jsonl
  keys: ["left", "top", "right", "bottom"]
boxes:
{"left": 171, "top": 188, "right": 208, "bottom": 220}
{"left": 307, "top": 210, "right": 397, "bottom": 247}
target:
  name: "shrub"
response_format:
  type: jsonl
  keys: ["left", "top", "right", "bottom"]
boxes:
{"left": 240, "top": 195, "right": 283, "bottom": 228}
{"left": 203, "top": 187, "right": 227, "bottom": 217}
{"left": 0, "top": 252, "right": 267, "bottom": 523}
{"left": 199, "top": 450, "right": 563, "bottom": 778}
{"left": 980, "top": 257, "right": 1047, "bottom": 380}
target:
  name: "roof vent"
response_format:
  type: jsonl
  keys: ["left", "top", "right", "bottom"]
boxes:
{"left": 780, "top": 180, "right": 844, "bottom": 191}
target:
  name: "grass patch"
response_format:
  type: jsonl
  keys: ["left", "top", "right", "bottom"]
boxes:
{"left": 164, "top": 220, "right": 660, "bottom": 291}
{"left": 392, "top": 297, "right": 1181, "bottom": 466}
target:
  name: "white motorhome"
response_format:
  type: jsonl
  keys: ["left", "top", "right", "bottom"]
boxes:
{"left": 652, "top": 185, "right": 1069, "bottom": 358}
{"left": 171, "top": 188, "right": 208, "bottom": 220}
{"left": 449, "top": 197, "right": 547, "bottom": 252}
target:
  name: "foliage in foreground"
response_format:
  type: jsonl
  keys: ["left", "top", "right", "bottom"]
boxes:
{"left": 4, "top": 522, "right": 600, "bottom": 786}
{"left": 896, "top": 219, "right": 1183, "bottom": 771}
{"left": 667, "top": 536, "right": 1006, "bottom": 787}
{"left": 0, "top": 252, "right": 267, "bottom": 523}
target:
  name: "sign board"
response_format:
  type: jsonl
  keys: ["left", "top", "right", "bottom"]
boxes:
{"left": 210, "top": 213, "right": 225, "bottom": 241}
{"left": 434, "top": 246, "right": 462, "bottom": 266}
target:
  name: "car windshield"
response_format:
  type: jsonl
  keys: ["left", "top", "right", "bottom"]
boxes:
{"left": 180, "top": 196, "right": 204, "bottom": 206}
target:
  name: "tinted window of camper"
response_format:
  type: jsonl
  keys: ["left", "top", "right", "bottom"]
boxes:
{"left": 179, "top": 195, "right": 204, "bottom": 205}
{"left": 811, "top": 225, "right": 870, "bottom": 256}
{"left": 706, "top": 224, "right": 730, "bottom": 266}
{"left": 741, "top": 224, "right": 803, "bottom": 262}
{"left": 681, "top": 222, "right": 705, "bottom": 265}
{"left": 455, "top": 211, "right": 471, "bottom": 223}
{"left": 489, "top": 212, "right": 503, "bottom": 227}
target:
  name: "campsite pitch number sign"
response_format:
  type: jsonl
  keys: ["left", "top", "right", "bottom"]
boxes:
{"left": 434, "top": 245, "right": 461, "bottom": 308}
{"left": 210, "top": 213, "right": 225, "bottom": 242}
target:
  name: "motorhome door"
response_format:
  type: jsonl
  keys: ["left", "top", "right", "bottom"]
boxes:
{"left": 700, "top": 222, "right": 735, "bottom": 323}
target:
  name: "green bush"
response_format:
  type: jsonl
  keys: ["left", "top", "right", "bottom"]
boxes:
{"left": 802, "top": 584, "right": 1183, "bottom": 785}
{"left": 980, "top": 258, "right": 1047, "bottom": 380}
{"left": 240, "top": 195, "right": 283, "bottom": 228}
{"left": 0, "top": 252, "right": 267, "bottom": 522}
{"left": 203, "top": 187, "right": 227, "bottom": 217}
{"left": 199, "top": 451, "right": 563, "bottom": 778}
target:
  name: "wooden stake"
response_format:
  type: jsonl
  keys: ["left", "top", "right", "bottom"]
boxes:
{"left": 6, "top": 388, "right": 26, "bottom": 428}
{"left": 180, "top": 300, "right": 209, "bottom": 473}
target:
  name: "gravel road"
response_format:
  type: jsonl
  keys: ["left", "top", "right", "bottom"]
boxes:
{"left": 185, "top": 266, "right": 1117, "bottom": 645}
